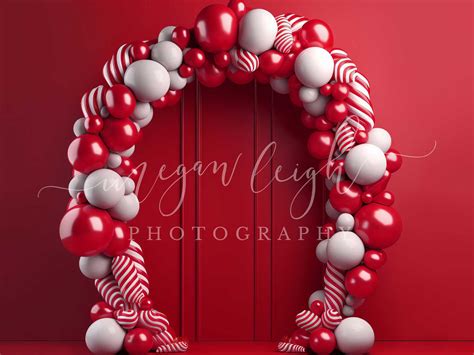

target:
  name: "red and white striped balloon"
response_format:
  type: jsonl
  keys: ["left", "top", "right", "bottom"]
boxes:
{"left": 114, "top": 308, "right": 139, "bottom": 330}
{"left": 153, "top": 330, "right": 175, "bottom": 347}
{"left": 103, "top": 43, "right": 133, "bottom": 86}
{"left": 156, "top": 341, "right": 189, "bottom": 353}
{"left": 321, "top": 309, "right": 342, "bottom": 329}
{"left": 94, "top": 274, "right": 126, "bottom": 310}
{"left": 277, "top": 341, "right": 306, "bottom": 353}
{"left": 283, "top": 13, "right": 308, "bottom": 32}
{"left": 138, "top": 309, "right": 169, "bottom": 333}
{"left": 111, "top": 255, "right": 146, "bottom": 304}
{"left": 295, "top": 309, "right": 321, "bottom": 331}
{"left": 274, "top": 15, "right": 294, "bottom": 53}
{"left": 323, "top": 262, "right": 346, "bottom": 312}
{"left": 124, "top": 240, "right": 150, "bottom": 295}
{"left": 81, "top": 85, "right": 108, "bottom": 118}
{"left": 231, "top": 48, "right": 259, "bottom": 72}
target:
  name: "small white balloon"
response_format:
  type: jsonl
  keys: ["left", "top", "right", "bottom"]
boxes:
{"left": 136, "top": 108, "right": 154, "bottom": 128}
{"left": 325, "top": 200, "right": 341, "bottom": 220}
{"left": 73, "top": 118, "right": 86, "bottom": 137}
{"left": 295, "top": 47, "right": 334, "bottom": 88}
{"left": 107, "top": 153, "right": 122, "bottom": 169}
{"left": 303, "top": 95, "right": 329, "bottom": 116}
{"left": 122, "top": 177, "right": 135, "bottom": 195}
{"left": 299, "top": 86, "right": 319, "bottom": 103}
{"left": 345, "top": 143, "right": 387, "bottom": 185}
{"left": 79, "top": 255, "right": 112, "bottom": 279}
{"left": 118, "top": 146, "right": 135, "bottom": 158}
{"left": 336, "top": 213, "right": 355, "bottom": 231}
{"left": 169, "top": 70, "right": 187, "bottom": 90}
{"left": 335, "top": 317, "right": 375, "bottom": 354}
{"left": 84, "top": 169, "right": 125, "bottom": 209}
{"left": 367, "top": 127, "right": 392, "bottom": 153}
{"left": 68, "top": 173, "right": 87, "bottom": 199}
{"left": 85, "top": 318, "right": 125, "bottom": 354}
{"left": 158, "top": 25, "right": 176, "bottom": 42}
{"left": 270, "top": 77, "right": 289, "bottom": 94}
{"left": 346, "top": 295, "right": 365, "bottom": 309}
{"left": 151, "top": 41, "right": 183, "bottom": 71}
{"left": 109, "top": 193, "right": 140, "bottom": 221}
{"left": 315, "top": 239, "right": 329, "bottom": 263}
{"left": 308, "top": 290, "right": 325, "bottom": 308}
{"left": 131, "top": 102, "right": 151, "bottom": 121}
{"left": 327, "top": 231, "right": 365, "bottom": 270}
{"left": 342, "top": 305, "right": 355, "bottom": 317}
{"left": 124, "top": 60, "right": 170, "bottom": 103}
{"left": 239, "top": 9, "right": 278, "bottom": 55}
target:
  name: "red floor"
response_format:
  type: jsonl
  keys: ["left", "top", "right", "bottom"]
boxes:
{"left": 0, "top": 341, "right": 472, "bottom": 354}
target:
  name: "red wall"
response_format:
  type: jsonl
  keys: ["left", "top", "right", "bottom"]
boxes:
{"left": 1, "top": 0, "right": 473, "bottom": 342}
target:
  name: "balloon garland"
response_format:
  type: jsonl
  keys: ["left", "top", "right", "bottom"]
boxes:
{"left": 60, "top": 1, "right": 403, "bottom": 353}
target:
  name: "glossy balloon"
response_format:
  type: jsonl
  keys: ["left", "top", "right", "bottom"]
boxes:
{"left": 385, "top": 148, "right": 403, "bottom": 173}
{"left": 345, "top": 266, "right": 378, "bottom": 298}
{"left": 105, "top": 84, "right": 136, "bottom": 119}
{"left": 228, "top": 0, "right": 248, "bottom": 19}
{"left": 289, "top": 329, "right": 310, "bottom": 347}
{"left": 90, "top": 301, "right": 114, "bottom": 322}
{"left": 84, "top": 115, "right": 104, "bottom": 134}
{"left": 329, "top": 180, "right": 363, "bottom": 214}
{"left": 373, "top": 190, "right": 395, "bottom": 206}
{"left": 258, "top": 50, "right": 284, "bottom": 75}
{"left": 309, "top": 328, "right": 336, "bottom": 354}
{"left": 309, "top": 300, "right": 324, "bottom": 316}
{"left": 104, "top": 220, "right": 131, "bottom": 257}
{"left": 124, "top": 328, "right": 154, "bottom": 355}
{"left": 79, "top": 254, "right": 112, "bottom": 279}
{"left": 130, "top": 42, "right": 150, "bottom": 60}
{"left": 171, "top": 26, "right": 190, "bottom": 49}
{"left": 364, "top": 249, "right": 387, "bottom": 270}
{"left": 67, "top": 135, "right": 108, "bottom": 174}
{"left": 101, "top": 118, "right": 139, "bottom": 152}
{"left": 299, "top": 19, "right": 334, "bottom": 50}
{"left": 226, "top": 65, "right": 254, "bottom": 84}
{"left": 85, "top": 318, "right": 125, "bottom": 354}
{"left": 196, "top": 61, "right": 226, "bottom": 87}
{"left": 307, "top": 130, "right": 335, "bottom": 160}
{"left": 184, "top": 48, "right": 206, "bottom": 68}
{"left": 238, "top": 9, "right": 277, "bottom": 55}
{"left": 124, "top": 60, "right": 170, "bottom": 103}
{"left": 325, "top": 100, "right": 348, "bottom": 124}
{"left": 334, "top": 317, "right": 375, "bottom": 354}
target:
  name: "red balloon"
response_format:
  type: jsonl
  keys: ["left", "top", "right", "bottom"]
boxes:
{"left": 101, "top": 118, "right": 139, "bottom": 152}
{"left": 373, "top": 190, "right": 395, "bottom": 206}
{"left": 103, "top": 220, "right": 131, "bottom": 257}
{"left": 59, "top": 205, "right": 114, "bottom": 256}
{"left": 329, "top": 180, "right": 363, "bottom": 214}
{"left": 355, "top": 130, "right": 369, "bottom": 144}
{"left": 139, "top": 296, "right": 154, "bottom": 310}
{"left": 214, "top": 51, "right": 231, "bottom": 69}
{"left": 310, "top": 300, "right": 324, "bottom": 316}
{"left": 227, "top": 0, "right": 248, "bottom": 19}
{"left": 124, "top": 328, "right": 154, "bottom": 355}
{"left": 385, "top": 148, "right": 403, "bottom": 173}
{"left": 315, "top": 115, "right": 334, "bottom": 131}
{"left": 291, "top": 39, "right": 303, "bottom": 54}
{"left": 274, "top": 52, "right": 296, "bottom": 77}
{"left": 363, "top": 170, "right": 391, "bottom": 196}
{"left": 299, "top": 19, "right": 334, "bottom": 50}
{"left": 325, "top": 100, "right": 348, "bottom": 125}
{"left": 84, "top": 115, "right": 103, "bottom": 134}
{"left": 309, "top": 328, "right": 336, "bottom": 354}
{"left": 345, "top": 265, "right": 378, "bottom": 298}
{"left": 196, "top": 61, "right": 226, "bottom": 87}
{"left": 67, "top": 134, "right": 108, "bottom": 174}
{"left": 171, "top": 26, "right": 190, "bottom": 49}
{"left": 289, "top": 329, "right": 310, "bottom": 347}
{"left": 178, "top": 64, "right": 193, "bottom": 78}
{"left": 130, "top": 42, "right": 150, "bottom": 60}
{"left": 90, "top": 301, "right": 114, "bottom": 322}
{"left": 307, "top": 131, "right": 335, "bottom": 160}
{"left": 113, "top": 157, "right": 140, "bottom": 183}
{"left": 194, "top": 4, "right": 238, "bottom": 53}
{"left": 288, "top": 75, "right": 302, "bottom": 92}
{"left": 362, "top": 191, "right": 373, "bottom": 204}
{"left": 166, "top": 90, "right": 183, "bottom": 106}
{"left": 226, "top": 66, "right": 254, "bottom": 85}
{"left": 184, "top": 48, "right": 206, "bottom": 68}
{"left": 354, "top": 203, "right": 402, "bottom": 249}
{"left": 105, "top": 84, "right": 136, "bottom": 119}
{"left": 331, "top": 83, "right": 350, "bottom": 100}
{"left": 289, "top": 90, "right": 303, "bottom": 107}
{"left": 364, "top": 249, "right": 387, "bottom": 270}
{"left": 258, "top": 50, "right": 284, "bottom": 75}
{"left": 319, "top": 83, "right": 332, "bottom": 96}
{"left": 300, "top": 111, "right": 317, "bottom": 129}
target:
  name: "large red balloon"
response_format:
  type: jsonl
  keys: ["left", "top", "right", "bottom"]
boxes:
{"left": 299, "top": 19, "right": 334, "bottom": 50}
{"left": 124, "top": 328, "right": 154, "bottom": 355}
{"left": 329, "top": 180, "right": 363, "bottom": 214}
{"left": 345, "top": 265, "right": 378, "bottom": 298}
{"left": 309, "top": 328, "right": 336, "bottom": 354}
{"left": 194, "top": 4, "right": 238, "bottom": 53}
{"left": 101, "top": 118, "right": 139, "bottom": 152}
{"left": 90, "top": 301, "right": 114, "bottom": 322}
{"left": 104, "top": 84, "right": 136, "bottom": 119}
{"left": 258, "top": 50, "right": 284, "bottom": 75}
{"left": 67, "top": 134, "right": 108, "bottom": 174}
{"left": 196, "top": 61, "right": 226, "bottom": 87}
{"left": 354, "top": 203, "right": 402, "bottom": 249}
{"left": 307, "top": 131, "right": 335, "bottom": 160}
{"left": 59, "top": 205, "right": 114, "bottom": 256}
{"left": 103, "top": 220, "right": 131, "bottom": 257}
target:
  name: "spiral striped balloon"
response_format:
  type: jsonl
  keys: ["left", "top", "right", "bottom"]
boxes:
{"left": 334, "top": 115, "right": 369, "bottom": 154}
{"left": 333, "top": 56, "right": 358, "bottom": 83}
{"left": 111, "top": 255, "right": 146, "bottom": 304}
{"left": 138, "top": 309, "right": 169, "bottom": 333}
{"left": 153, "top": 330, "right": 175, "bottom": 347}
{"left": 103, "top": 43, "right": 133, "bottom": 86}
{"left": 155, "top": 341, "right": 189, "bottom": 353}
{"left": 283, "top": 13, "right": 308, "bottom": 32}
{"left": 94, "top": 274, "right": 126, "bottom": 309}
{"left": 231, "top": 48, "right": 259, "bottom": 73}
{"left": 114, "top": 308, "right": 139, "bottom": 330}
{"left": 295, "top": 309, "right": 321, "bottom": 331}
{"left": 124, "top": 241, "right": 150, "bottom": 295}
{"left": 277, "top": 342, "right": 306, "bottom": 353}
{"left": 81, "top": 85, "right": 108, "bottom": 118}
{"left": 323, "top": 262, "right": 346, "bottom": 312}
{"left": 321, "top": 309, "right": 343, "bottom": 329}
{"left": 274, "top": 15, "right": 294, "bottom": 54}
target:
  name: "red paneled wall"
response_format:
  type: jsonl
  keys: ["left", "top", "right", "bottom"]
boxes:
{"left": 1, "top": 0, "right": 473, "bottom": 343}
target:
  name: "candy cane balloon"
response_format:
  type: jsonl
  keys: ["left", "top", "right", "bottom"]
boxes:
{"left": 323, "top": 262, "right": 346, "bottom": 312}
{"left": 94, "top": 274, "right": 126, "bottom": 310}
{"left": 124, "top": 240, "right": 150, "bottom": 295}
{"left": 277, "top": 342, "right": 306, "bottom": 353}
{"left": 81, "top": 85, "right": 108, "bottom": 118}
{"left": 103, "top": 43, "right": 134, "bottom": 86}
{"left": 155, "top": 341, "right": 189, "bottom": 353}
{"left": 274, "top": 15, "right": 294, "bottom": 53}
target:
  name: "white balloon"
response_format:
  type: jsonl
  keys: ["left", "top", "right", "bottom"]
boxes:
{"left": 68, "top": 173, "right": 87, "bottom": 199}
{"left": 295, "top": 47, "right": 334, "bottom": 88}
{"left": 336, "top": 213, "right": 355, "bottom": 231}
{"left": 270, "top": 77, "right": 289, "bottom": 94}
{"left": 131, "top": 102, "right": 151, "bottom": 121}
{"left": 79, "top": 255, "right": 112, "bottom": 279}
{"left": 316, "top": 239, "right": 329, "bottom": 263}
{"left": 122, "top": 177, "right": 135, "bottom": 195}
{"left": 169, "top": 70, "right": 187, "bottom": 90}
{"left": 85, "top": 318, "right": 125, "bottom": 354}
{"left": 151, "top": 41, "right": 183, "bottom": 71}
{"left": 109, "top": 193, "right": 139, "bottom": 221}
{"left": 335, "top": 317, "right": 375, "bottom": 354}
{"left": 73, "top": 117, "right": 86, "bottom": 137}
{"left": 346, "top": 295, "right": 365, "bottom": 308}
{"left": 124, "top": 60, "right": 170, "bottom": 103}
{"left": 308, "top": 290, "right": 325, "bottom": 308}
{"left": 158, "top": 25, "right": 176, "bottom": 42}
{"left": 136, "top": 108, "right": 154, "bottom": 128}
{"left": 345, "top": 143, "right": 387, "bottom": 185}
{"left": 327, "top": 231, "right": 365, "bottom": 270}
{"left": 303, "top": 95, "right": 329, "bottom": 116}
{"left": 118, "top": 146, "right": 135, "bottom": 158}
{"left": 342, "top": 305, "right": 355, "bottom": 317}
{"left": 367, "top": 127, "right": 392, "bottom": 153}
{"left": 239, "top": 9, "right": 277, "bottom": 55}
{"left": 325, "top": 200, "right": 341, "bottom": 220}
{"left": 84, "top": 169, "right": 125, "bottom": 209}
{"left": 107, "top": 153, "right": 122, "bottom": 169}
{"left": 299, "top": 86, "right": 319, "bottom": 103}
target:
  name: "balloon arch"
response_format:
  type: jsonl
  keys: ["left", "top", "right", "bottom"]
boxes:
{"left": 60, "top": 1, "right": 403, "bottom": 353}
